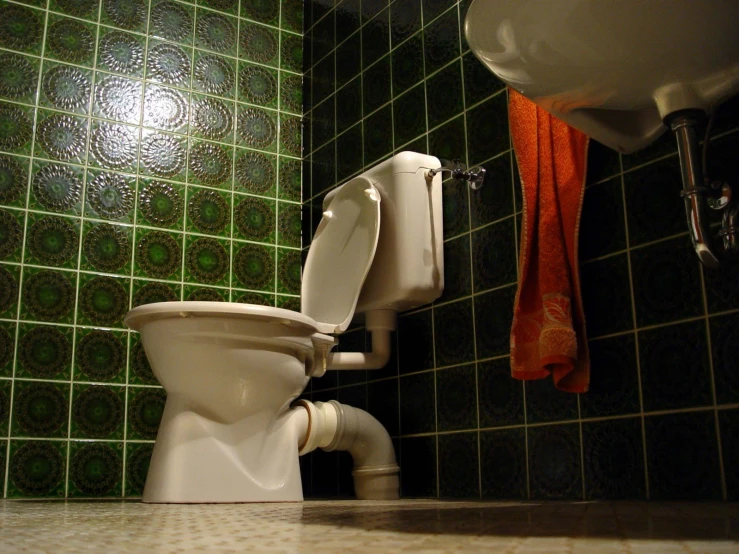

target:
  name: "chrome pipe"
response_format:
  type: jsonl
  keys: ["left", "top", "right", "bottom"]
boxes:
{"left": 669, "top": 112, "right": 721, "bottom": 268}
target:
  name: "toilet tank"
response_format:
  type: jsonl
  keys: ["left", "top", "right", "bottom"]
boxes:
{"left": 356, "top": 152, "right": 444, "bottom": 313}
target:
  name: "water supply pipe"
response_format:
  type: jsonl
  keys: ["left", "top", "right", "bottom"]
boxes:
{"left": 326, "top": 310, "right": 396, "bottom": 370}
{"left": 294, "top": 399, "right": 400, "bottom": 500}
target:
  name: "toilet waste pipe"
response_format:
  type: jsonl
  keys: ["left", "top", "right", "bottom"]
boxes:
{"left": 293, "top": 399, "right": 400, "bottom": 500}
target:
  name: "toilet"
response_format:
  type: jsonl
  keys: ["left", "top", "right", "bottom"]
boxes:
{"left": 124, "top": 152, "right": 445, "bottom": 503}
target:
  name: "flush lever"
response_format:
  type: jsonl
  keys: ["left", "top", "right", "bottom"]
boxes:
{"left": 426, "top": 158, "right": 486, "bottom": 190}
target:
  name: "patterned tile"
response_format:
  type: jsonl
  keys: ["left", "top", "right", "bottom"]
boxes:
{"left": 0, "top": 0, "right": 304, "bottom": 499}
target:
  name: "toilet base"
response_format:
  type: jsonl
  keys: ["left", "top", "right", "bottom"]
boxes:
{"left": 142, "top": 395, "right": 307, "bottom": 503}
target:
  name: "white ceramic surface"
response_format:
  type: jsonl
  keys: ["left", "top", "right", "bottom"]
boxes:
{"left": 465, "top": 0, "right": 739, "bottom": 152}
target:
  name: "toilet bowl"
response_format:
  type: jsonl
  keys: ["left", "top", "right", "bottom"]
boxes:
{"left": 124, "top": 152, "right": 445, "bottom": 503}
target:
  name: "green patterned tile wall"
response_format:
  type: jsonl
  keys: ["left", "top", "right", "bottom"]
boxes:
{"left": 0, "top": 0, "right": 304, "bottom": 498}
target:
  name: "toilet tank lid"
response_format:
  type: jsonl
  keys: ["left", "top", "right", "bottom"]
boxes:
{"left": 301, "top": 176, "right": 381, "bottom": 334}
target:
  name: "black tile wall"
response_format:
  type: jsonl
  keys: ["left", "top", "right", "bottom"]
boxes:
{"left": 301, "top": 0, "right": 739, "bottom": 502}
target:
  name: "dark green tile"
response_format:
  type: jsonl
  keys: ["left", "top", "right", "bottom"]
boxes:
{"left": 312, "top": 94, "right": 335, "bottom": 149}
{"left": 580, "top": 176, "right": 626, "bottom": 261}
{"left": 438, "top": 432, "right": 479, "bottom": 498}
{"left": 466, "top": 92, "right": 509, "bottom": 165}
{"left": 21, "top": 267, "right": 76, "bottom": 324}
{"left": 463, "top": 50, "right": 505, "bottom": 107}
{"left": 434, "top": 299, "right": 474, "bottom": 367}
{"left": 438, "top": 235, "right": 470, "bottom": 303}
{"left": 363, "top": 105, "right": 392, "bottom": 164}
{"left": 426, "top": 60, "right": 463, "bottom": 129}
{"left": 399, "top": 371, "right": 435, "bottom": 434}
{"left": 0, "top": 264, "right": 20, "bottom": 319}
{"left": 336, "top": 123, "right": 363, "bottom": 181}
{"left": 16, "top": 323, "right": 73, "bottom": 380}
{"left": 703, "top": 261, "right": 739, "bottom": 313}
{"left": 398, "top": 309, "right": 434, "bottom": 374}
{"left": 393, "top": 84, "right": 426, "bottom": 147}
{"left": 127, "top": 386, "right": 166, "bottom": 440}
{"left": 0, "top": 321, "right": 15, "bottom": 377}
{"left": 480, "top": 428, "right": 527, "bottom": 499}
{"left": 442, "top": 177, "right": 469, "bottom": 238}
{"left": 528, "top": 423, "right": 582, "bottom": 500}
{"left": 74, "top": 328, "right": 127, "bottom": 384}
{"left": 312, "top": 12, "right": 335, "bottom": 63}
{"left": 630, "top": 236, "right": 703, "bottom": 327}
{"left": 1, "top": 208, "right": 26, "bottom": 262}
{"left": 471, "top": 217, "right": 517, "bottom": 292}
{"left": 0, "top": 154, "right": 30, "bottom": 209}
{"left": 583, "top": 418, "right": 645, "bottom": 500}
{"left": 361, "top": 8, "right": 389, "bottom": 69}
{"left": 710, "top": 312, "right": 739, "bottom": 405}
{"left": 336, "top": 77, "right": 362, "bottom": 134}
{"left": 624, "top": 156, "right": 685, "bottom": 246}
{"left": 362, "top": 55, "right": 390, "bottom": 115}
{"left": 400, "top": 435, "right": 437, "bottom": 497}
{"left": 7, "top": 440, "right": 66, "bottom": 497}
{"left": 645, "top": 411, "right": 721, "bottom": 500}
{"left": 474, "top": 285, "right": 515, "bottom": 359}
{"left": 312, "top": 139, "right": 335, "bottom": 193}
{"left": 477, "top": 357, "right": 523, "bottom": 428}
{"left": 12, "top": 380, "right": 69, "bottom": 438}
{"left": 391, "top": 33, "right": 423, "bottom": 97}
{"left": 71, "top": 384, "right": 125, "bottom": 440}
{"left": 390, "top": 0, "right": 421, "bottom": 46}
{"left": 580, "top": 254, "right": 633, "bottom": 338}
{"left": 580, "top": 334, "right": 640, "bottom": 418}
{"left": 81, "top": 221, "right": 132, "bottom": 276}
{"left": 719, "top": 409, "right": 739, "bottom": 500}
{"left": 436, "top": 364, "right": 476, "bottom": 432}
{"left": 335, "top": 0, "right": 360, "bottom": 44}
{"left": 639, "top": 320, "right": 712, "bottom": 411}
{"left": 429, "top": 116, "right": 465, "bottom": 164}
{"left": 125, "top": 442, "right": 153, "bottom": 497}
{"left": 525, "top": 378, "right": 578, "bottom": 424}
{"left": 423, "top": 8, "right": 459, "bottom": 74}
{"left": 469, "top": 153, "right": 514, "bottom": 228}
{"left": 277, "top": 248, "right": 301, "bottom": 294}
{"left": 586, "top": 140, "right": 621, "bottom": 184}
{"left": 335, "top": 32, "right": 361, "bottom": 88}
{"left": 312, "top": 52, "right": 334, "bottom": 105}
{"left": 367, "top": 378, "right": 399, "bottom": 437}
{"left": 68, "top": 441, "right": 123, "bottom": 497}
{"left": 361, "top": 0, "right": 386, "bottom": 22}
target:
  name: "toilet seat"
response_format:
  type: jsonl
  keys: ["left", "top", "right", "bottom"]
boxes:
{"left": 124, "top": 301, "right": 318, "bottom": 331}
{"left": 301, "top": 176, "right": 381, "bottom": 334}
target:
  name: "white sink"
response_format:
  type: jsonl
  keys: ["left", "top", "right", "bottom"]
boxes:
{"left": 465, "top": 0, "right": 739, "bottom": 152}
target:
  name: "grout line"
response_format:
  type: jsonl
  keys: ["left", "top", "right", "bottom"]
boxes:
{"left": 617, "top": 152, "right": 651, "bottom": 500}
{"left": 700, "top": 262, "right": 728, "bottom": 501}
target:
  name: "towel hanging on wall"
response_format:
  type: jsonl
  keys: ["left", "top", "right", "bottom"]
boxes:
{"left": 508, "top": 88, "right": 590, "bottom": 393}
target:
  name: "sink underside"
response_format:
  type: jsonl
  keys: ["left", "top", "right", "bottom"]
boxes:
{"left": 465, "top": 0, "right": 739, "bottom": 152}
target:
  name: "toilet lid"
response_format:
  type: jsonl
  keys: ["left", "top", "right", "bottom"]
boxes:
{"left": 301, "top": 176, "right": 381, "bottom": 334}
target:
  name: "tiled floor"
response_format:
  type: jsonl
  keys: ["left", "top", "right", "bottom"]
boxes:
{"left": 1, "top": 499, "right": 738, "bottom": 553}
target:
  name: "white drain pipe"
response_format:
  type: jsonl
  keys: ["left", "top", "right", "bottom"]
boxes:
{"left": 326, "top": 310, "right": 396, "bottom": 371}
{"left": 294, "top": 399, "right": 400, "bottom": 500}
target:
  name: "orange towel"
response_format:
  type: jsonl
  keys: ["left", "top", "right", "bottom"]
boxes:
{"left": 508, "top": 89, "right": 590, "bottom": 393}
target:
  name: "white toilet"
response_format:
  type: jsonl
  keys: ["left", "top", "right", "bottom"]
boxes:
{"left": 124, "top": 152, "right": 445, "bottom": 503}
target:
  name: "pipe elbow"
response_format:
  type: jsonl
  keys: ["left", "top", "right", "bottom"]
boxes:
{"left": 294, "top": 399, "right": 400, "bottom": 500}
{"left": 326, "top": 330, "right": 391, "bottom": 370}
{"left": 325, "top": 310, "right": 396, "bottom": 371}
